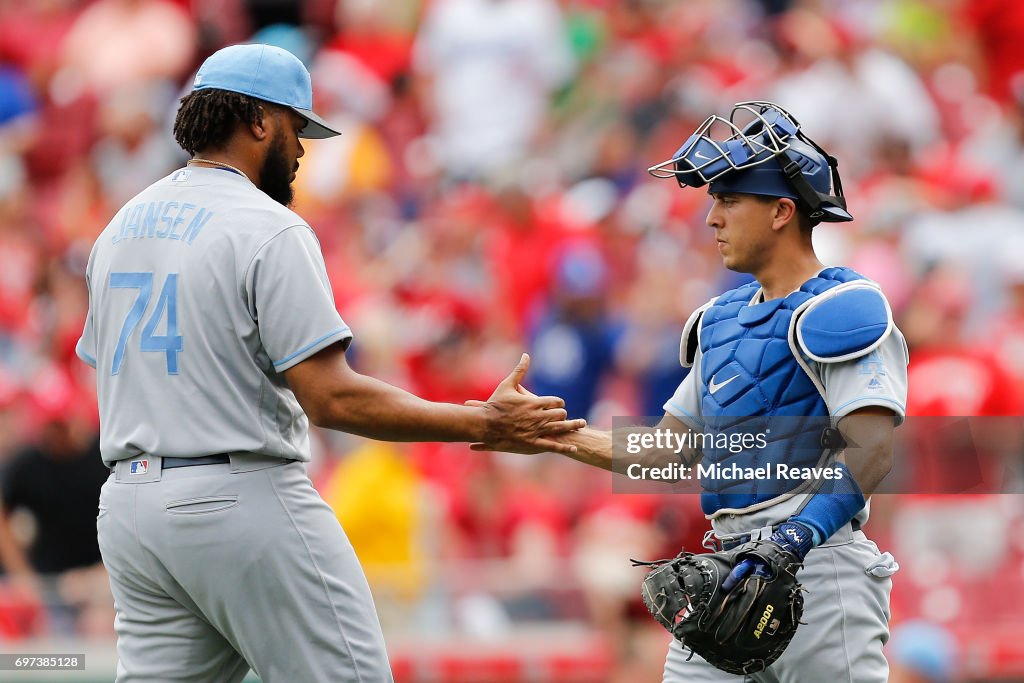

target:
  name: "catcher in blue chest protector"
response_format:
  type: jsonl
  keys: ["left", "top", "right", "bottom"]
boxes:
{"left": 475, "top": 101, "right": 906, "bottom": 681}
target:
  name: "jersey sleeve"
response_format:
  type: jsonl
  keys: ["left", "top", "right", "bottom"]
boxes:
{"left": 820, "top": 326, "right": 909, "bottom": 422}
{"left": 663, "top": 348, "right": 703, "bottom": 428}
{"left": 246, "top": 225, "right": 352, "bottom": 373}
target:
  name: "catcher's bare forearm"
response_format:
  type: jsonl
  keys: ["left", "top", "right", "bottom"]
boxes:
{"left": 836, "top": 407, "right": 896, "bottom": 497}
{"left": 555, "top": 427, "right": 617, "bottom": 471}
{"left": 556, "top": 415, "right": 701, "bottom": 476}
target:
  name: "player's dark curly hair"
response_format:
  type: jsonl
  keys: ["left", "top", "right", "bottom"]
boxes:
{"left": 173, "top": 89, "right": 264, "bottom": 156}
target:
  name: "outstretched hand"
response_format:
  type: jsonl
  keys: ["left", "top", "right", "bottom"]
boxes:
{"left": 466, "top": 353, "right": 585, "bottom": 456}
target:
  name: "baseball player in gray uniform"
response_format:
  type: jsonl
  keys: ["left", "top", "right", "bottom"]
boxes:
{"left": 476, "top": 102, "right": 906, "bottom": 681}
{"left": 76, "top": 44, "right": 584, "bottom": 683}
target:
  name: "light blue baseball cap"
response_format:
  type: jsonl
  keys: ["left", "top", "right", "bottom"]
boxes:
{"left": 192, "top": 43, "right": 340, "bottom": 139}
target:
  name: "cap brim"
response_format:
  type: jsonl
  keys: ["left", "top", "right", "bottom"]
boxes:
{"left": 293, "top": 107, "right": 341, "bottom": 139}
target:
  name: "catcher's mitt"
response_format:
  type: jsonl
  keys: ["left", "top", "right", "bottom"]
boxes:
{"left": 635, "top": 539, "right": 804, "bottom": 675}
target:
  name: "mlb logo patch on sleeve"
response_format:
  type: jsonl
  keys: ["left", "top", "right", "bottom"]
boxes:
{"left": 130, "top": 459, "right": 150, "bottom": 475}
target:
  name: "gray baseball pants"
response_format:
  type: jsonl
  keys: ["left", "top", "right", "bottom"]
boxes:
{"left": 97, "top": 454, "right": 393, "bottom": 682}
{"left": 662, "top": 526, "right": 898, "bottom": 683}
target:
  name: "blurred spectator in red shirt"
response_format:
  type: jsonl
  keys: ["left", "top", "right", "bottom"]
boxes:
{"left": 448, "top": 454, "right": 569, "bottom": 561}
{"left": 990, "top": 258, "right": 1024, "bottom": 393}
{"left": 960, "top": 0, "right": 1024, "bottom": 104}
{"left": 60, "top": 0, "right": 196, "bottom": 97}
{"left": 479, "top": 184, "right": 562, "bottom": 335}
{"left": 905, "top": 265, "right": 1023, "bottom": 417}
{"left": 902, "top": 265, "right": 1024, "bottom": 494}
{"left": 403, "top": 292, "right": 502, "bottom": 405}
{"left": 0, "top": 365, "right": 111, "bottom": 636}
{"left": 0, "top": 0, "right": 77, "bottom": 91}
{"left": 326, "top": 0, "right": 415, "bottom": 86}
{"left": 0, "top": 156, "right": 43, "bottom": 365}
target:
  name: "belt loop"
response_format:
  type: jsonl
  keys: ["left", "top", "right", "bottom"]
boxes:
{"left": 702, "top": 530, "right": 721, "bottom": 551}
{"left": 227, "top": 452, "right": 294, "bottom": 473}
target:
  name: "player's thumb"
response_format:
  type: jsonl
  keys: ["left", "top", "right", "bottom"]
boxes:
{"left": 502, "top": 353, "right": 530, "bottom": 388}
{"left": 722, "top": 559, "right": 755, "bottom": 593}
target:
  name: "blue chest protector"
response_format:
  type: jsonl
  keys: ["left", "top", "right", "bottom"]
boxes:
{"left": 682, "top": 267, "right": 892, "bottom": 515}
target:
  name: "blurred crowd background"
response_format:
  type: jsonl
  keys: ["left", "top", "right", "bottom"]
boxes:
{"left": 2, "top": 0, "right": 1024, "bottom": 680}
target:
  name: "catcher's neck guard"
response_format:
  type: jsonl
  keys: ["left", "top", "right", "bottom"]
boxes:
{"left": 648, "top": 101, "right": 853, "bottom": 224}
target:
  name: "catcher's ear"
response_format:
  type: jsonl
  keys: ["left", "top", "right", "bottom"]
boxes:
{"left": 772, "top": 198, "right": 798, "bottom": 231}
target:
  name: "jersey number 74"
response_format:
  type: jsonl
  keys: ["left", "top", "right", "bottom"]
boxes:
{"left": 109, "top": 272, "right": 183, "bottom": 375}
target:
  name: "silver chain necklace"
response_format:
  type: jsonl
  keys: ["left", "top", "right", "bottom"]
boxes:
{"left": 186, "top": 158, "right": 251, "bottom": 182}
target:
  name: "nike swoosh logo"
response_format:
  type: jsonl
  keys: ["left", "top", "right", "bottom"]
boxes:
{"left": 694, "top": 150, "right": 711, "bottom": 160}
{"left": 708, "top": 373, "right": 739, "bottom": 394}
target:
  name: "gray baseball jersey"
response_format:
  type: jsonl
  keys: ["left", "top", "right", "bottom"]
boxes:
{"left": 82, "top": 165, "right": 393, "bottom": 682}
{"left": 77, "top": 166, "right": 351, "bottom": 465}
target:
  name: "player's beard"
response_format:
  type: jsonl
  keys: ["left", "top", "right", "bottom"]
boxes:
{"left": 259, "top": 130, "right": 295, "bottom": 207}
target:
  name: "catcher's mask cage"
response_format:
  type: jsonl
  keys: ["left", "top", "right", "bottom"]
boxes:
{"left": 648, "top": 101, "right": 853, "bottom": 224}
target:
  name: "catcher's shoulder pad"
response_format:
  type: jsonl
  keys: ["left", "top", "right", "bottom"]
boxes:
{"left": 795, "top": 281, "right": 892, "bottom": 363}
{"left": 679, "top": 298, "right": 717, "bottom": 368}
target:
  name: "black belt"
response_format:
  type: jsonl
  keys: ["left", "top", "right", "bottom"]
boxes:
{"left": 721, "top": 519, "right": 861, "bottom": 551}
{"left": 162, "top": 455, "right": 231, "bottom": 469}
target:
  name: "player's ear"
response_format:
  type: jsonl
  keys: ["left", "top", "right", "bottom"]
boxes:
{"left": 249, "top": 105, "right": 270, "bottom": 141}
{"left": 772, "top": 198, "right": 798, "bottom": 231}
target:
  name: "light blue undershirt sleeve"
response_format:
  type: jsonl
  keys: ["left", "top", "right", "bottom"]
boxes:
{"left": 663, "top": 347, "right": 704, "bottom": 430}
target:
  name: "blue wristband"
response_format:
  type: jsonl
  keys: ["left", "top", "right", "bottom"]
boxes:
{"left": 789, "top": 461, "right": 865, "bottom": 548}
{"left": 770, "top": 521, "right": 815, "bottom": 560}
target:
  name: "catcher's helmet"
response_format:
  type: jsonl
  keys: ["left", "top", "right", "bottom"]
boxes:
{"left": 649, "top": 102, "right": 853, "bottom": 224}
